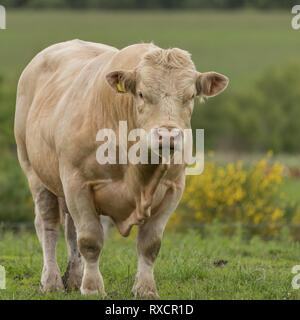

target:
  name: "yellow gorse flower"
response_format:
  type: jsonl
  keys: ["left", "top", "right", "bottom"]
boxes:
{"left": 169, "top": 154, "right": 286, "bottom": 236}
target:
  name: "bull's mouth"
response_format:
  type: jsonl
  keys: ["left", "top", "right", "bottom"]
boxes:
{"left": 149, "top": 136, "right": 180, "bottom": 163}
{"left": 157, "top": 142, "right": 176, "bottom": 161}
{"left": 158, "top": 137, "right": 175, "bottom": 151}
{"left": 158, "top": 143, "right": 175, "bottom": 152}
{"left": 150, "top": 143, "right": 182, "bottom": 165}
{"left": 158, "top": 143, "right": 175, "bottom": 150}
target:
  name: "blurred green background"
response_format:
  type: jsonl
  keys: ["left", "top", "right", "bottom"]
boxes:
{"left": 0, "top": 1, "right": 300, "bottom": 234}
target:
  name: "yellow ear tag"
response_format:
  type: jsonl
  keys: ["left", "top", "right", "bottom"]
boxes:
{"left": 117, "top": 82, "right": 126, "bottom": 93}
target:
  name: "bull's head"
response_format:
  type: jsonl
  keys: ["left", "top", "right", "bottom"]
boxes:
{"left": 106, "top": 48, "right": 228, "bottom": 156}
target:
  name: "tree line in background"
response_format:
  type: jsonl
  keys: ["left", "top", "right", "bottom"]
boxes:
{"left": 193, "top": 62, "right": 300, "bottom": 153}
{"left": 2, "top": 0, "right": 299, "bottom": 10}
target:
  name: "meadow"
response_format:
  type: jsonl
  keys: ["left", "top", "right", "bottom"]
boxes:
{"left": 1, "top": 9, "right": 300, "bottom": 300}
{"left": 1, "top": 226, "right": 300, "bottom": 300}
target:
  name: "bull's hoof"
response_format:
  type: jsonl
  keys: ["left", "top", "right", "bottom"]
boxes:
{"left": 62, "top": 261, "right": 83, "bottom": 291}
{"left": 41, "top": 266, "right": 64, "bottom": 292}
{"left": 80, "top": 286, "right": 107, "bottom": 298}
{"left": 80, "top": 273, "right": 106, "bottom": 298}
{"left": 80, "top": 287, "right": 107, "bottom": 298}
{"left": 63, "top": 271, "right": 82, "bottom": 292}
{"left": 132, "top": 280, "right": 160, "bottom": 300}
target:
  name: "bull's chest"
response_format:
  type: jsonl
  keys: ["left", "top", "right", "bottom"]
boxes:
{"left": 92, "top": 179, "right": 171, "bottom": 236}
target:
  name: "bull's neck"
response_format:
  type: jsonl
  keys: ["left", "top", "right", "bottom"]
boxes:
{"left": 131, "top": 163, "right": 161, "bottom": 185}
{"left": 93, "top": 91, "right": 137, "bottom": 134}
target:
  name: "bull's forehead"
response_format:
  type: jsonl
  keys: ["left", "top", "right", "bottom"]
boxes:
{"left": 138, "top": 66, "right": 196, "bottom": 98}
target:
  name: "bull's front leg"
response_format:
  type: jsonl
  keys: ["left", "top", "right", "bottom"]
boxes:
{"left": 62, "top": 169, "right": 106, "bottom": 297}
{"left": 132, "top": 176, "right": 185, "bottom": 299}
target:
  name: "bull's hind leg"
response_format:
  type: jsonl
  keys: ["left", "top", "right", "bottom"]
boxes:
{"left": 61, "top": 205, "right": 83, "bottom": 291}
{"left": 32, "top": 182, "right": 64, "bottom": 292}
{"left": 15, "top": 139, "right": 63, "bottom": 292}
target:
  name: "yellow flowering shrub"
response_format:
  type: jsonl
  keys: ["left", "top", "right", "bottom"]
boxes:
{"left": 170, "top": 155, "right": 286, "bottom": 237}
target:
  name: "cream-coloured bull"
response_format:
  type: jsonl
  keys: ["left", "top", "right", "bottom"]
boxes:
{"left": 14, "top": 40, "right": 228, "bottom": 298}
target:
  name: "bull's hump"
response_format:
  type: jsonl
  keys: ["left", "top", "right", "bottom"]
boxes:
{"left": 110, "top": 43, "right": 157, "bottom": 69}
{"left": 40, "top": 39, "right": 118, "bottom": 58}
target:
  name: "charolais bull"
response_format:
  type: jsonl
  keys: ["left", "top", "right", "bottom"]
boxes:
{"left": 14, "top": 40, "right": 228, "bottom": 298}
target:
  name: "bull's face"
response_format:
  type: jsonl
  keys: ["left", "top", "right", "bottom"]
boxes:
{"left": 106, "top": 48, "right": 228, "bottom": 152}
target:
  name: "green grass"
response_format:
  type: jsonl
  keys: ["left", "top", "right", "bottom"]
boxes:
{"left": 1, "top": 9, "right": 300, "bottom": 91}
{"left": 280, "top": 178, "right": 300, "bottom": 204}
{"left": 1, "top": 228, "right": 300, "bottom": 300}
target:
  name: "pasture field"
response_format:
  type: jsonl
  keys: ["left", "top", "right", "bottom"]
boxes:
{"left": 281, "top": 178, "right": 300, "bottom": 204}
{"left": 1, "top": 10, "right": 300, "bottom": 301}
{"left": 0, "top": 227, "right": 300, "bottom": 300}
{"left": 1, "top": 9, "right": 299, "bottom": 90}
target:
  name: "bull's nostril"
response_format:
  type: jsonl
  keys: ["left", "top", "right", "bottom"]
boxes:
{"left": 157, "top": 127, "right": 181, "bottom": 134}
{"left": 154, "top": 126, "right": 183, "bottom": 151}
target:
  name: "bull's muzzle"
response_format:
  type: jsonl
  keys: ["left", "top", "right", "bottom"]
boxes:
{"left": 152, "top": 126, "right": 183, "bottom": 151}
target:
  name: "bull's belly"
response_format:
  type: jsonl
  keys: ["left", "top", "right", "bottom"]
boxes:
{"left": 93, "top": 180, "right": 169, "bottom": 222}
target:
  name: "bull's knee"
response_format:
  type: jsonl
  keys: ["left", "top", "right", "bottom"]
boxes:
{"left": 78, "top": 221, "right": 103, "bottom": 257}
{"left": 78, "top": 236, "right": 102, "bottom": 262}
{"left": 138, "top": 237, "right": 161, "bottom": 265}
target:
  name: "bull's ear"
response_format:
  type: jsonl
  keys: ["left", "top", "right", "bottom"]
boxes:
{"left": 105, "top": 70, "right": 136, "bottom": 94}
{"left": 196, "top": 72, "right": 229, "bottom": 98}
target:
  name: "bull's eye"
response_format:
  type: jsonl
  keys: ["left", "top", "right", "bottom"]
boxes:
{"left": 138, "top": 92, "right": 143, "bottom": 99}
{"left": 191, "top": 94, "right": 195, "bottom": 99}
